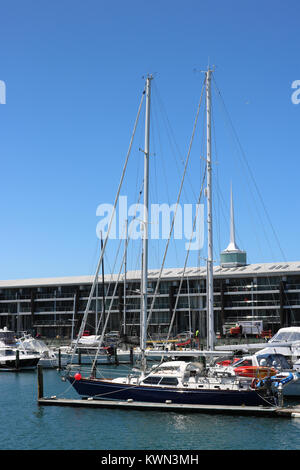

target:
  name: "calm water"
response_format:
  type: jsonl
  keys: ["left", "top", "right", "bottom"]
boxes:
{"left": 1, "top": 365, "right": 300, "bottom": 451}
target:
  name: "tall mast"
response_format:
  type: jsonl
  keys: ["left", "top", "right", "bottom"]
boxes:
{"left": 206, "top": 68, "right": 214, "bottom": 350}
{"left": 140, "top": 74, "right": 152, "bottom": 372}
{"left": 101, "top": 232, "right": 105, "bottom": 332}
{"left": 123, "top": 219, "right": 127, "bottom": 335}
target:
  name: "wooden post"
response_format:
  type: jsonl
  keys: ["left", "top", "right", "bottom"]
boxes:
{"left": 15, "top": 350, "right": 20, "bottom": 370}
{"left": 114, "top": 347, "right": 119, "bottom": 365}
{"left": 130, "top": 347, "right": 133, "bottom": 365}
{"left": 37, "top": 365, "right": 44, "bottom": 400}
{"left": 58, "top": 348, "right": 61, "bottom": 370}
{"left": 91, "top": 363, "right": 96, "bottom": 378}
{"left": 78, "top": 349, "right": 81, "bottom": 365}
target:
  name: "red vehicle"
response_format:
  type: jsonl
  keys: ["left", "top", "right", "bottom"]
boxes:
{"left": 230, "top": 326, "right": 241, "bottom": 336}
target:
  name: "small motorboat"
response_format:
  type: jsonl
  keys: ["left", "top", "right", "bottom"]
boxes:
{"left": 0, "top": 327, "right": 40, "bottom": 371}
{"left": 17, "top": 334, "right": 68, "bottom": 369}
{"left": 212, "top": 352, "right": 300, "bottom": 396}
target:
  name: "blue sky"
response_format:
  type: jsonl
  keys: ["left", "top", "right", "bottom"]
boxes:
{"left": 0, "top": 0, "right": 299, "bottom": 280}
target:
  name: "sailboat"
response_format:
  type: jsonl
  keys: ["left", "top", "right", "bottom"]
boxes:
{"left": 66, "top": 71, "right": 296, "bottom": 407}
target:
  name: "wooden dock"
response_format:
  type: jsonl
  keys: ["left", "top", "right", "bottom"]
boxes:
{"left": 37, "top": 396, "right": 300, "bottom": 418}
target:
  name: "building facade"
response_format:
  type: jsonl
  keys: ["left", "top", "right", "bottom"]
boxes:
{"left": 0, "top": 261, "right": 299, "bottom": 339}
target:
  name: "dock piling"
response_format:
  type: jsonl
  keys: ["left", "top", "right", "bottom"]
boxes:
{"left": 37, "top": 365, "right": 44, "bottom": 400}
{"left": 15, "top": 350, "right": 20, "bottom": 370}
{"left": 130, "top": 347, "right": 133, "bottom": 365}
{"left": 58, "top": 348, "right": 61, "bottom": 370}
{"left": 114, "top": 347, "right": 119, "bottom": 365}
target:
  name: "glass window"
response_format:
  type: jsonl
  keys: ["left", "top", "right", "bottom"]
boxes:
{"left": 159, "top": 377, "right": 178, "bottom": 386}
{"left": 143, "top": 376, "right": 161, "bottom": 385}
{"left": 256, "top": 354, "right": 291, "bottom": 370}
{"left": 270, "top": 331, "right": 300, "bottom": 343}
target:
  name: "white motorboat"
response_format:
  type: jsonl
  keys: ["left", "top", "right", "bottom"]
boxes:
{"left": 210, "top": 351, "right": 300, "bottom": 397}
{"left": 217, "top": 327, "right": 300, "bottom": 369}
{"left": 61, "top": 334, "right": 137, "bottom": 365}
{"left": 0, "top": 327, "right": 40, "bottom": 371}
{"left": 262, "top": 327, "right": 300, "bottom": 363}
{"left": 215, "top": 327, "right": 300, "bottom": 356}
{"left": 17, "top": 334, "right": 68, "bottom": 369}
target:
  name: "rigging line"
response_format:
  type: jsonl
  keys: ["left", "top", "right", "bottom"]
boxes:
{"left": 151, "top": 89, "right": 181, "bottom": 268}
{"left": 210, "top": 149, "right": 267, "bottom": 264}
{"left": 163, "top": 169, "right": 207, "bottom": 345}
{"left": 128, "top": 180, "right": 144, "bottom": 274}
{"left": 196, "top": 100, "right": 207, "bottom": 271}
{"left": 94, "top": 233, "right": 124, "bottom": 335}
{"left": 70, "top": 88, "right": 146, "bottom": 365}
{"left": 130, "top": 181, "right": 144, "bottom": 274}
{"left": 147, "top": 77, "right": 206, "bottom": 328}
{"left": 212, "top": 76, "right": 286, "bottom": 262}
{"left": 149, "top": 100, "right": 162, "bottom": 268}
{"left": 89, "top": 237, "right": 101, "bottom": 279}
{"left": 212, "top": 85, "right": 277, "bottom": 262}
{"left": 91, "top": 362, "right": 132, "bottom": 380}
{"left": 90, "top": 231, "right": 131, "bottom": 375}
{"left": 211, "top": 95, "right": 222, "bottom": 257}
{"left": 210, "top": 102, "right": 288, "bottom": 313}
{"left": 95, "top": 180, "right": 144, "bottom": 336}
{"left": 89, "top": 182, "right": 149, "bottom": 374}
{"left": 152, "top": 82, "right": 198, "bottom": 203}
{"left": 209, "top": 81, "right": 268, "bottom": 257}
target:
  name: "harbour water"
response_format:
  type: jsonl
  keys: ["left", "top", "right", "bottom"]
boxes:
{"left": 1, "top": 365, "right": 300, "bottom": 452}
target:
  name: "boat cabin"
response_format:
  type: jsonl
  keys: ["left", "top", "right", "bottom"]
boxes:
{"left": 140, "top": 361, "right": 206, "bottom": 387}
{"left": 269, "top": 327, "right": 300, "bottom": 344}
{"left": 234, "top": 353, "right": 292, "bottom": 370}
{"left": 0, "top": 328, "right": 17, "bottom": 346}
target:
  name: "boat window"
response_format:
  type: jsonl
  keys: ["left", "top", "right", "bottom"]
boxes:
{"left": 0, "top": 331, "right": 15, "bottom": 343}
{"left": 143, "top": 376, "right": 161, "bottom": 385}
{"left": 4, "top": 349, "right": 14, "bottom": 356}
{"left": 270, "top": 331, "right": 300, "bottom": 343}
{"left": 256, "top": 354, "right": 291, "bottom": 370}
{"left": 156, "top": 366, "right": 180, "bottom": 373}
{"left": 159, "top": 377, "right": 179, "bottom": 386}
